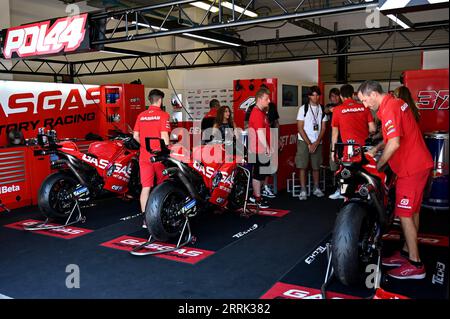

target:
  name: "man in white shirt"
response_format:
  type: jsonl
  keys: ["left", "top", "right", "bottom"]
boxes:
{"left": 296, "top": 86, "right": 328, "bottom": 200}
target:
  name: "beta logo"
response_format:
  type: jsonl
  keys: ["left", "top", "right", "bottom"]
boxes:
{"left": 0, "top": 184, "right": 20, "bottom": 194}
{"left": 3, "top": 14, "right": 88, "bottom": 59}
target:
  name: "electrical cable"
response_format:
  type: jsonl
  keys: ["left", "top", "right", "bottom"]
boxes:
{"left": 387, "top": 14, "right": 399, "bottom": 92}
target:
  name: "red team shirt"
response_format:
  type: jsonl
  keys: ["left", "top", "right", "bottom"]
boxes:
{"left": 134, "top": 106, "right": 171, "bottom": 162}
{"left": 248, "top": 106, "right": 270, "bottom": 154}
{"left": 377, "top": 95, "right": 433, "bottom": 177}
{"left": 332, "top": 99, "right": 374, "bottom": 146}
{"left": 204, "top": 108, "right": 218, "bottom": 119}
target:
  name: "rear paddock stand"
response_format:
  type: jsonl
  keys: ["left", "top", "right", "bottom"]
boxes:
{"left": 130, "top": 216, "right": 194, "bottom": 256}
{"left": 23, "top": 200, "right": 86, "bottom": 231}
{"left": 321, "top": 243, "right": 383, "bottom": 299}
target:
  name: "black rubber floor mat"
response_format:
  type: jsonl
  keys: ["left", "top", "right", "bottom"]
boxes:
{"left": 261, "top": 231, "right": 449, "bottom": 299}
{"left": 100, "top": 208, "right": 290, "bottom": 264}
{"left": 2, "top": 197, "right": 140, "bottom": 239}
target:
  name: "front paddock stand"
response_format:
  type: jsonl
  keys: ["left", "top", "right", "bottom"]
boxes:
{"left": 24, "top": 200, "right": 86, "bottom": 231}
{"left": 130, "top": 216, "right": 193, "bottom": 256}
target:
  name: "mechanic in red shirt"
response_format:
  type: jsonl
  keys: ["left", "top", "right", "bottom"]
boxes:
{"left": 133, "top": 89, "right": 171, "bottom": 219}
{"left": 357, "top": 81, "right": 433, "bottom": 280}
{"left": 248, "top": 87, "right": 273, "bottom": 208}
{"left": 331, "top": 84, "right": 376, "bottom": 158}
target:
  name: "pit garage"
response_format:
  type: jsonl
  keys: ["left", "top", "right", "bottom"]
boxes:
{"left": 0, "top": 0, "right": 449, "bottom": 304}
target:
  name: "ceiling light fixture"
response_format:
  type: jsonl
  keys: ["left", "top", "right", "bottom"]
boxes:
{"left": 386, "top": 14, "right": 411, "bottom": 29}
{"left": 191, "top": 2, "right": 220, "bottom": 13}
{"left": 182, "top": 33, "right": 241, "bottom": 47}
{"left": 131, "top": 21, "right": 169, "bottom": 31}
{"left": 221, "top": 1, "right": 258, "bottom": 18}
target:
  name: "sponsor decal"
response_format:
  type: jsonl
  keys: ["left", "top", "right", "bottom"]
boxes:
{"left": 400, "top": 103, "right": 409, "bottom": 112}
{"left": 193, "top": 161, "right": 233, "bottom": 186}
{"left": 397, "top": 197, "right": 412, "bottom": 209}
{"left": 239, "top": 97, "right": 256, "bottom": 111}
{"left": 3, "top": 14, "right": 88, "bottom": 59}
{"left": 0, "top": 86, "right": 100, "bottom": 119}
{"left": 386, "top": 128, "right": 396, "bottom": 136}
{"left": 383, "top": 230, "right": 449, "bottom": 247}
{"left": 233, "top": 224, "right": 258, "bottom": 239}
{"left": 4, "top": 219, "right": 93, "bottom": 239}
{"left": 253, "top": 208, "right": 290, "bottom": 218}
{"left": 100, "top": 235, "right": 214, "bottom": 264}
{"left": 304, "top": 245, "right": 327, "bottom": 265}
{"left": 81, "top": 154, "right": 132, "bottom": 178}
{"left": 260, "top": 282, "right": 360, "bottom": 299}
{"left": 342, "top": 107, "right": 365, "bottom": 114}
{"left": 140, "top": 116, "right": 161, "bottom": 121}
{"left": 417, "top": 90, "right": 449, "bottom": 110}
{"left": 0, "top": 184, "right": 20, "bottom": 194}
{"left": 432, "top": 262, "right": 446, "bottom": 285}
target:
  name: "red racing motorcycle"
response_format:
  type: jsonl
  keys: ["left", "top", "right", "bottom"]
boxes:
{"left": 330, "top": 143, "right": 397, "bottom": 286}
{"left": 131, "top": 137, "right": 253, "bottom": 256}
{"left": 29, "top": 128, "right": 141, "bottom": 229}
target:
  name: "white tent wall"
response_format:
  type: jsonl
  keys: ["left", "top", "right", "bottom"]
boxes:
{"left": 423, "top": 49, "right": 449, "bottom": 70}
{"left": 166, "top": 59, "right": 319, "bottom": 126}
{"left": 324, "top": 81, "right": 401, "bottom": 105}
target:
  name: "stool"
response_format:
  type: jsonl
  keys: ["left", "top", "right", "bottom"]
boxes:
{"left": 287, "top": 166, "right": 327, "bottom": 198}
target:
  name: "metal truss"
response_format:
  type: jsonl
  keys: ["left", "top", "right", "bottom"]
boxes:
{"left": 0, "top": 58, "right": 71, "bottom": 76}
{"left": 70, "top": 20, "right": 448, "bottom": 77}
{"left": 89, "top": 0, "right": 377, "bottom": 46}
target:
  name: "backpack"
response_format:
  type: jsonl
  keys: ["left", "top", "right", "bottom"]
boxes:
{"left": 304, "top": 103, "right": 326, "bottom": 120}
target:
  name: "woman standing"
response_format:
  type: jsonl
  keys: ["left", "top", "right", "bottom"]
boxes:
{"left": 213, "top": 106, "right": 236, "bottom": 142}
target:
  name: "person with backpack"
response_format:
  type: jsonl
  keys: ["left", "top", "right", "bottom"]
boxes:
{"left": 295, "top": 86, "right": 328, "bottom": 200}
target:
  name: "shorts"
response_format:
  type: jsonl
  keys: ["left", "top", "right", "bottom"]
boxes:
{"left": 295, "top": 140, "right": 323, "bottom": 170}
{"left": 394, "top": 169, "right": 431, "bottom": 218}
{"left": 251, "top": 152, "right": 272, "bottom": 181}
{"left": 139, "top": 159, "right": 168, "bottom": 188}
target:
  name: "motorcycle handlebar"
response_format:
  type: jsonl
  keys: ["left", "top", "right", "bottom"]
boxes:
{"left": 151, "top": 155, "right": 167, "bottom": 163}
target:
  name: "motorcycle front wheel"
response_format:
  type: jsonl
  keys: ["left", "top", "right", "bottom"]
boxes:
{"left": 145, "top": 181, "right": 189, "bottom": 241}
{"left": 331, "top": 203, "right": 373, "bottom": 286}
{"left": 38, "top": 172, "right": 78, "bottom": 220}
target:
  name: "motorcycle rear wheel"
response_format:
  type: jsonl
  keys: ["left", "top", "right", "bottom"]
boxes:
{"left": 38, "top": 172, "right": 78, "bottom": 220}
{"left": 331, "top": 203, "right": 372, "bottom": 286}
{"left": 145, "top": 181, "right": 189, "bottom": 242}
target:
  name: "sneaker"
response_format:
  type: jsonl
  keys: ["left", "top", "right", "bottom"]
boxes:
{"left": 256, "top": 198, "right": 269, "bottom": 209}
{"left": 299, "top": 190, "right": 307, "bottom": 201}
{"left": 249, "top": 196, "right": 256, "bottom": 204}
{"left": 142, "top": 220, "right": 147, "bottom": 229}
{"left": 387, "top": 260, "right": 426, "bottom": 280}
{"left": 313, "top": 187, "right": 325, "bottom": 198}
{"left": 262, "top": 185, "right": 276, "bottom": 198}
{"left": 382, "top": 251, "right": 409, "bottom": 267}
{"left": 328, "top": 188, "right": 345, "bottom": 200}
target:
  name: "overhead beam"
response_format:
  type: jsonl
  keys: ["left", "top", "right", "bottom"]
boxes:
{"left": 89, "top": 2, "right": 378, "bottom": 45}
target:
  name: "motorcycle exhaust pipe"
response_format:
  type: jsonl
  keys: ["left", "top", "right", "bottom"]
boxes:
{"left": 369, "top": 190, "right": 387, "bottom": 231}
{"left": 171, "top": 168, "right": 204, "bottom": 204}
{"left": 56, "top": 158, "right": 88, "bottom": 186}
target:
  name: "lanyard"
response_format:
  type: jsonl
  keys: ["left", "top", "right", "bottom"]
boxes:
{"left": 310, "top": 104, "right": 320, "bottom": 125}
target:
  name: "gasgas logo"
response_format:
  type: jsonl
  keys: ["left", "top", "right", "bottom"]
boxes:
{"left": 81, "top": 154, "right": 132, "bottom": 177}
{"left": 3, "top": 14, "right": 88, "bottom": 59}
{"left": 0, "top": 87, "right": 100, "bottom": 118}
{"left": 192, "top": 161, "right": 234, "bottom": 185}
{"left": 0, "top": 184, "right": 20, "bottom": 194}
